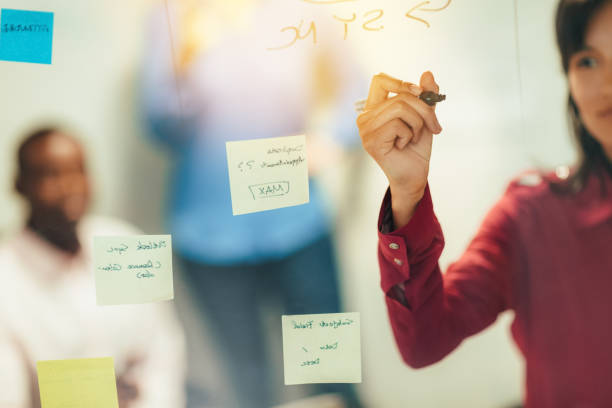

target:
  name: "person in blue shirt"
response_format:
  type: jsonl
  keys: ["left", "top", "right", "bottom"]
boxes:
{"left": 141, "top": 1, "right": 366, "bottom": 407}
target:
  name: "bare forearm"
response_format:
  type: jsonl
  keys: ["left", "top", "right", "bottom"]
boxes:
{"left": 389, "top": 185, "right": 425, "bottom": 230}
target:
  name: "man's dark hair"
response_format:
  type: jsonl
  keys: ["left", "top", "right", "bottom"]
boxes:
{"left": 17, "top": 127, "right": 59, "bottom": 175}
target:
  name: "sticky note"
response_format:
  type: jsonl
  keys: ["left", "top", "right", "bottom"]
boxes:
{"left": 226, "top": 134, "right": 309, "bottom": 215}
{"left": 93, "top": 235, "right": 174, "bottom": 305}
{"left": 282, "top": 312, "right": 361, "bottom": 385}
{"left": 0, "top": 9, "right": 54, "bottom": 64}
{"left": 37, "top": 357, "right": 119, "bottom": 408}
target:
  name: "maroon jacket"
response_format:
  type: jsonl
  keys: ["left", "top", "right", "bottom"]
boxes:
{"left": 377, "top": 169, "right": 612, "bottom": 407}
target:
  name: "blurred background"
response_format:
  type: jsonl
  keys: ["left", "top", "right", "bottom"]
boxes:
{"left": 0, "top": 0, "right": 576, "bottom": 406}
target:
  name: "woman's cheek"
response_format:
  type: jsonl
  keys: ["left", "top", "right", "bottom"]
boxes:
{"left": 570, "top": 71, "right": 599, "bottom": 123}
{"left": 570, "top": 71, "right": 588, "bottom": 104}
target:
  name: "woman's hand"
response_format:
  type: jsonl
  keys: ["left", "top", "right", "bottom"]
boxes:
{"left": 357, "top": 72, "right": 442, "bottom": 228}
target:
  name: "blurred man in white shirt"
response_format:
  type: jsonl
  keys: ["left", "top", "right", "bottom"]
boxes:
{"left": 0, "top": 127, "right": 186, "bottom": 408}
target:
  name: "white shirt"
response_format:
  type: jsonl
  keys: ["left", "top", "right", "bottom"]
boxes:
{"left": 0, "top": 215, "right": 186, "bottom": 408}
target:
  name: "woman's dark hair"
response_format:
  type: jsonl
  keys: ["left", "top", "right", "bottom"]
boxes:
{"left": 551, "top": 0, "right": 612, "bottom": 194}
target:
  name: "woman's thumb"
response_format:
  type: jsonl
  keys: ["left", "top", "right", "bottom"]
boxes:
{"left": 419, "top": 71, "right": 439, "bottom": 93}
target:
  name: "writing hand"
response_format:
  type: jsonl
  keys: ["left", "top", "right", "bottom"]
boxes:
{"left": 357, "top": 72, "right": 442, "bottom": 228}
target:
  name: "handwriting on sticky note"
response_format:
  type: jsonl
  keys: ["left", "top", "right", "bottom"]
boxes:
{"left": 282, "top": 312, "right": 361, "bottom": 385}
{"left": 226, "top": 135, "right": 309, "bottom": 215}
{"left": 0, "top": 8, "right": 54, "bottom": 64}
{"left": 93, "top": 235, "right": 174, "bottom": 305}
{"left": 37, "top": 357, "right": 119, "bottom": 408}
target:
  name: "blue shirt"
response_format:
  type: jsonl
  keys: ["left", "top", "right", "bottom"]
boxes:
{"left": 141, "top": 0, "right": 366, "bottom": 265}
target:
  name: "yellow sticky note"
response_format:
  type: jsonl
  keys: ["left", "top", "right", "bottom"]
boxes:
{"left": 93, "top": 235, "right": 174, "bottom": 305}
{"left": 282, "top": 312, "right": 361, "bottom": 385}
{"left": 226, "top": 135, "right": 309, "bottom": 215}
{"left": 37, "top": 357, "right": 119, "bottom": 408}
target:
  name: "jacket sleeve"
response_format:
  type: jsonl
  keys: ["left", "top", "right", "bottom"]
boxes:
{"left": 377, "top": 183, "right": 524, "bottom": 368}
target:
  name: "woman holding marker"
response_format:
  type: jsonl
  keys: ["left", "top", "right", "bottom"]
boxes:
{"left": 358, "top": 0, "right": 612, "bottom": 406}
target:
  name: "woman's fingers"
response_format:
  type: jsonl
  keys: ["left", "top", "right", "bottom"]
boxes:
{"left": 390, "top": 119, "right": 416, "bottom": 150}
{"left": 420, "top": 71, "right": 440, "bottom": 96}
{"left": 361, "top": 71, "right": 442, "bottom": 133}
{"left": 375, "top": 100, "right": 424, "bottom": 140}
{"left": 419, "top": 71, "right": 443, "bottom": 131}
{"left": 359, "top": 93, "right": 436, "bottom": 136}
{"left": 362, "top": 118, "right": 415, "bottom": 156}
{"left": 365, "top": 73, "right": 422, "bottom": 110}
{"left": 358, "top": 71, "right": 443, "bottom": 162}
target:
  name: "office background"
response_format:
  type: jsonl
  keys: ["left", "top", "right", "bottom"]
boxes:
{"left": 0, "top": 0, "right": 574, "bottom": 406}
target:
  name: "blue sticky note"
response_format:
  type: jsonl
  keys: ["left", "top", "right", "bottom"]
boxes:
{"left": 0, "top": 9, "right": 54, "bottom": 64}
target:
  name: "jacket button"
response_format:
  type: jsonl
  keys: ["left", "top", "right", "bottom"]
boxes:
{"left": 389, "top": 243, "right": 400, "bottom": 250}
{"left": 393, "top": 258, "right": 403, "bottom": 266}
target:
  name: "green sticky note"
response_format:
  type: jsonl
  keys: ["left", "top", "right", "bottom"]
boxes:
{"left": 93, "top": 235, "right": 174, "bottom": 305}
{"left": 0, "top": 8, "right": 54, "bottom": 64}
{"left": 37, "top": 357, "right": 119, "bottom": 408}
{"left": 226, "top": 134, "right": 309, "bottom": 215}
{"left": 282, "top": 312, "right": 362, "bottom": 385}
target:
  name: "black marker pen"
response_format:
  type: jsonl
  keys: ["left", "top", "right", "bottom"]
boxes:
{"left": 354, "top": 91, "right": 446, "bottom": 112}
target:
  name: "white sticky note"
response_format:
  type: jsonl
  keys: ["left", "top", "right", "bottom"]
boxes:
{"left": 93, "top": 235, "right": 174, "bottom": 305}
{"left": 282, "top": 312, "right": 361, "bottom": 385}
{"left": 226, "top": 134, "right": 309, "bottom": 215}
